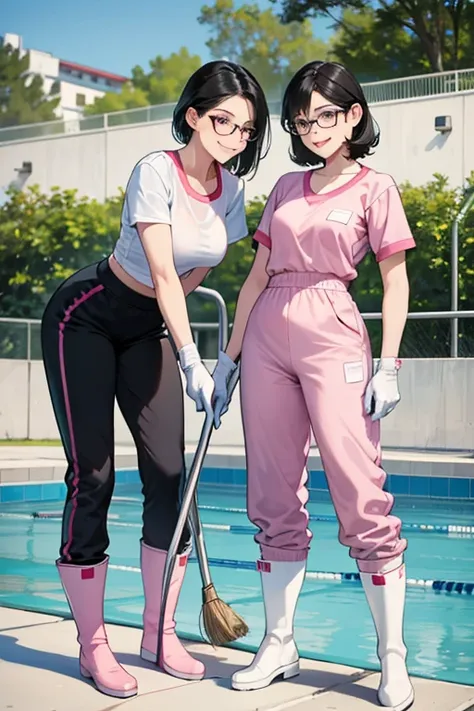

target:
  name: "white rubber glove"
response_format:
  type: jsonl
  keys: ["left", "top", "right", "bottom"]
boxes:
{"left": 178, "top": 343, "right": 215, "bottom": 419}
{"left": 364, "top": 357, "right": 401, "bottom": 421}
{"left": 211, "top": 351, "right": 238, "bottom": 428}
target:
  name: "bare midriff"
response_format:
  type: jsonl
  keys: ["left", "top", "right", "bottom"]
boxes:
{"left": 108, "top": 254, "right": 156, "bottom": 299}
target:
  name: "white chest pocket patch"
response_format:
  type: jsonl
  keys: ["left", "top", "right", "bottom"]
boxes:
{"left": 327, "top": 209, "right": 353, "bottom": 225}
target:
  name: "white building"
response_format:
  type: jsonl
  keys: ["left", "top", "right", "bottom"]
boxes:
{"left": 1, "top": 32, "right": 129, "bottom": 120}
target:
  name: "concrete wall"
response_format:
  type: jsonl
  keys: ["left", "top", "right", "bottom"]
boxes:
{"left": 1, "top": 92, "right": 473, "bottom": 203}
{"left": 0, "top": 358, "right": 473, "bottom": 451}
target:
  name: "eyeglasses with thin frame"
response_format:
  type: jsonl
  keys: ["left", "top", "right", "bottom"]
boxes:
{"left": 209, "top": 114, "right": 257, "bottom": 142}
{"left": 288, "top": 108, "right": 346, "bottom": 136}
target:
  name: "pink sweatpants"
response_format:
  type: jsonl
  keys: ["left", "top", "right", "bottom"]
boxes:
{"left": 240, "top": 272, "right": 407, "bottom": 574}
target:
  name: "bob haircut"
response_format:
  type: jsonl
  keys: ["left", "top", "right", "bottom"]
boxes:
{"left": 281, "top": 61, "right": 379, "bottom": 167}
{"left": 172, "top": 60, "right": 271, "bottom": 179}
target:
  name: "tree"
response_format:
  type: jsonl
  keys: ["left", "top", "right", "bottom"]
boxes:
{"left": 0, "top": 185, "right": 121, "bottom": 322}
{"left": 351, "top": 173, "right": 474, "bottom": 356}
{"left": 131, "top": 47, "right": 202, "bottom": 104}
{"left": 0, "top": 43, "right": 60, "bottom": 128}
{"left": 85, "top": 47, "right": 202, "bottom": 115}
{"left": 198, "top": 0, "right": 329, "bottom": 99}
{"left": 330, "top": 8, "right": 426, "bottom": 80}
{"left": 83, "top": 83, "right": 149, "bottom": 116}
{"left": 272, "top": 0, "right": 474, "bottom": 73}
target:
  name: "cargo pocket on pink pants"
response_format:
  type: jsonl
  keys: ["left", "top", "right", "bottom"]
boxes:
{"left": 325, "top": 290, "right": 362, "bottom": 340}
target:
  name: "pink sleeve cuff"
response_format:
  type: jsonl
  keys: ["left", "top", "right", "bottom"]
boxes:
{"left": 253, "top": 228, "right": 271, "bottom": 249}
{"left": 376, "top": 238, "right": 416, "bottom": 263}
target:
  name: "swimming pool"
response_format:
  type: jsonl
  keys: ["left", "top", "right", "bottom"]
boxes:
{"left": 1, "top": 474, "right": 473, "bottom": 687}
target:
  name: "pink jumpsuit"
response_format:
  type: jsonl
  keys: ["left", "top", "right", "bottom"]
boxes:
{"left": 240, "top": 165, "right": 416, "bottom": 574}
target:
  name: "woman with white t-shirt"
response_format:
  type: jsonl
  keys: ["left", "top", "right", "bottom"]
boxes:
{"left": 40, "top": 60, "right": 270, "bottom": 699}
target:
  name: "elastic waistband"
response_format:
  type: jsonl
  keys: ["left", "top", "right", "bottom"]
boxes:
{"left": 267, "top": 272, "right": 349, "bottom": 291}
{"left": 97, "top": 258, "right": 159, "bottom": 311}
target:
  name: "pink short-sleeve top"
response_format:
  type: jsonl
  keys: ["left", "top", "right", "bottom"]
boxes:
{"left": 254, "top": 165, "right": 416, "bottom": 281}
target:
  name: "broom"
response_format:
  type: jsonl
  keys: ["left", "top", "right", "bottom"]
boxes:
{"left": 157, "top": 366, "right": 248, "bottom": 662}
{"left": 190, "top": 487, "right": 249, "bottom": 645}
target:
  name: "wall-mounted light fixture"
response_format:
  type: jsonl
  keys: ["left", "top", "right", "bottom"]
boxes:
{"left": 434, "top": 115, "right": 452, "bottom": 133}
{"left": 15, "top": 161, "right": 33, "bottom": 176}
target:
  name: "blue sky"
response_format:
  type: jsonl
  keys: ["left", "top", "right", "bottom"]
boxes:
{"left": 2, "top": 0, "right": 334, "bottom": 78}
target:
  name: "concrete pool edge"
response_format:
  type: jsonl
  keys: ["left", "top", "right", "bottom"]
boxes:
{"left": 1, "top": 444, "right": 474, "bottom": 501}
{"left": 1, "top": 443, "right": 474, "bottom": 474}
{"left": 2, "top": 446, "right": 474, "bottom": 501}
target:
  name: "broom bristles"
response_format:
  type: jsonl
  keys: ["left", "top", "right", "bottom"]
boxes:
{"left": 201, "top": 583, "right": 249, "bottom": 646}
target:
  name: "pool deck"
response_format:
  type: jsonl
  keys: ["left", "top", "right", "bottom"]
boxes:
{"left": 0, "top": 443, "right": 473, "bottom": 482}
{"left": 1, "top": 607, "right": 474, "bottom": 711}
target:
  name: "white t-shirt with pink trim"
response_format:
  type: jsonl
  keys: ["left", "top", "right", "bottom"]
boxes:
{"left": 114, "top": 150, "right": 248, "bottom": 287}
{"left": 253, "top": 165, "right": 416, "bottom": 281}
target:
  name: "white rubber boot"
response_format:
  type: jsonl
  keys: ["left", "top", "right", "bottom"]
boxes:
{"left": 231, "top": 559, "right": 306, "bottom": 691}
{"left": 359, "top": 558, "right": 414, "bottom": 711}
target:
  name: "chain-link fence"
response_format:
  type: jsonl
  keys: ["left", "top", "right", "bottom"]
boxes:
{"left": 2, "top": 311, "right": 474, "bottom": 361}
{"left": 0, "top": 318, "right": 222, "bottom": 361}
{"left": 363, "top": 313, "right": 474, "bottom": 358}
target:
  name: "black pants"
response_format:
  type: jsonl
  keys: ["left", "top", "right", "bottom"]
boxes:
{"left": 41, "top": 258, "right": 190, "bottom": 566}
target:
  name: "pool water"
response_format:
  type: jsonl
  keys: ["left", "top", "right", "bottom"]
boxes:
{"left": 1, "top": 481, "right": 473, "bottom": 687}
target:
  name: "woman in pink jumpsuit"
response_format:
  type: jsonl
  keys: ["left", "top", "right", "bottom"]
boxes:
{"left": 211, "top": 61, "right": 415, "bottom": 711}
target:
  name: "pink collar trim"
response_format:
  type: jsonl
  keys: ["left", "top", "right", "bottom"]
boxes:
{"left": 166, "top": 150, "right": 223, "bottom": 203}
{"left": 304, "top": 164, "right": 370, "bottom": 204}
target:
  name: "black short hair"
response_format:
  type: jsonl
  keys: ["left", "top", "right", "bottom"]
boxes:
{"left": 281, "top": 61, "right": 379, "bottom": 167}
{"left": 172, "top": 60, "right": 271, "bottom": 179}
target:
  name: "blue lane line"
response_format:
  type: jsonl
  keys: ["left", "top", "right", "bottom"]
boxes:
{"left": 1, "top": 529, "right": 472, "bottom": 596}
{"left": 187, "top": 557, "right": 474, "bottom": 595}
{"left": 198, "top": 506, "right": 474, "bottom": 535}
{"left": 3, "top": 508, "right": 474, "bottom": 536}
{"left": 19, "top": 516, "right": 474, "bottom": 541}
{"left": 26, "top": 515, "right": 474, "bottom": 537}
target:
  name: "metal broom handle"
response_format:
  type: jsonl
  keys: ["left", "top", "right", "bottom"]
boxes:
{"left": 188, "top": 287, "right": 231, "bottom": 588}
{"left": 156, "top": 286, "right": 239, "bottom": 663}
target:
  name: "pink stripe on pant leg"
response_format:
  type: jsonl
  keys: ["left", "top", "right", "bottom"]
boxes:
{"left": 59, "top": 285, "right": 105, "bottom": 561}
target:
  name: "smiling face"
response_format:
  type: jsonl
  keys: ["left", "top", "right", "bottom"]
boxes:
{"left": 293, "top": 91, "right": 363, "bottom": 162}
{"left": 185, "top": 95, "right": 256, "bottom": 165}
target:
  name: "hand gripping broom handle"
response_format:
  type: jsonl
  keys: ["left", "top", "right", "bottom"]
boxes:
{"left": 156, "top": 286, "right": 238, "bottom": 663}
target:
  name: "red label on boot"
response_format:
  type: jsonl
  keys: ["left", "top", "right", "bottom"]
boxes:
{"left": 371, "top": 574, "right": 386, "bottom": 586}
{"left": 257, "top": 560, "right": 271, "bottom": 573}
{"left": 81, "top": 568, "right": 94, "bottom": 580}
{"left": 179, "top": 556, "right": 186, "bottom": 567}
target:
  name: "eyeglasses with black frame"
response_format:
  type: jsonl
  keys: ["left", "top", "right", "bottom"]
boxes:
{"left": 208, "top": 114, "right": 257, "bottom": 142}
{"left": 287, "top": 108, "right": 346, "bottom": 136}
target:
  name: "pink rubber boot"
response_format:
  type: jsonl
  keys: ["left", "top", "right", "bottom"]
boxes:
{"left": 57, "top": 557, "right": 138, "bottom": 698}
{"left": 140, "top": 541, "right": 205, "bottom": 680}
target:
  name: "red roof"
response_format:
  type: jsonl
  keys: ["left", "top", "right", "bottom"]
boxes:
{"left": 59, "top": 60, "right": 129, "bottom": 83}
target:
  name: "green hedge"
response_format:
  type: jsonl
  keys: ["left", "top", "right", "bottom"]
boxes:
{"left": 0, "top": 173, "right": 473, "bottom": 358}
